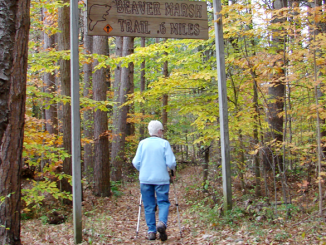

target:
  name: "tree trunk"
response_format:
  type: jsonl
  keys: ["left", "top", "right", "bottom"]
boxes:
{"left": 253, "top": 81, "right": 261, "bottom": 196}
{"left": 192, "top": 135, "right": 196, "bottom": 162}
{"left": 43, "top": 9, "right": 58, "bottom": 135}
{"left": 111, "top": 37, "right": 134, "bottom": 181}
{"left": 111, "top": 36, "right": 123, "bottom": 181}
{"left": 238, "top": 131, "right": 246, "bottom": 192}
{"left": 0, "top": 1, "right": 30, "bottom": 244}
{"left": 312, "top": 0, "right": 324, "bottom": 216}
{"left": 162, "top": 39, "right": 168, "bottom": 132}
{"left": 287, "top": 82, "right": 293, "bottom": 170}
{"left": 139, "top": 37, "right": 146, "bottom": 140}
{"left": 263, "top": 0, "right": 287, "bottom": 171}
{"left": 112, "top": 36, "right": 123, "bottom": 131}
{"left": 126, "top": 39, "right": 135, "bottom": 137}
{"left": 58, "top": 0, "right": 72, "bottom": 195}
{"left": 185, "top": 131, "right": 189, "bottom": 160}
{"left": 83, "top": 3, "right": 94, "bottom": 176}
{"left": 203, "top": 147, "right": 209, "bottom": 192}
{"left": 93, "top": 36, "right": 111, "bottom": 197}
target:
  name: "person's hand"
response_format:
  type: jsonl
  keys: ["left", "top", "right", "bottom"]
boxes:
{"left": 170, "top": 170, "right": 176, "bottom": 183}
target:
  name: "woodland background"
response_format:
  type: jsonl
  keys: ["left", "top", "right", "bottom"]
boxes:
{"left": 1, "top": 0, "right": 326, "bottom": 243}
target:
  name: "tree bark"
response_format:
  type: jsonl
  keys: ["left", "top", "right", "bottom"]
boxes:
{"left": 314, "top": 0, "right": 326, "bottom": 155}
{"left": 0, "top": 1, "right": 30, "bottom": 244}
{"left": 162, "top": 39, "right": 168, "bottom": 132}
{"left": 139, "top": 37, "right": 146, "bottom": 140}
{"left": 111, "top": 37, "right": 123, "bottom": 181}
{"left": 312, "top": 0, "right": 324, "bottom": 216}
{"left": 126, "top": 39, "right": 135, "bottom": 136}
{"left": 58, "top": 0, "right": 72, "bottom": 195}
{"left": 263, "top": 0, "right": 287, "bottom": 171}
{"left": 83, "top": 2, "right": 94, "bottom": 175}
{"left": 112, "top": 37, "right": 123, "bottom": 130}
{"left": 253, "top": 81, "right": 261, "bottom": 196}
{"left": 162, "top": 74, "right": 168, "bottom": 131}
{"left": 203, "top": 147, "right": 209, "bottom": 192}
{"left": 43, "top": 8, "right": 58, "bottom": 135}
{"left": 238, "top": 131, "right": 246, "bottom": 191}
{"left": 93, "top": 36, "right": 111, "bottom": 197}
{"left": 111, "top": 37, "right": 134, "bottom": 181}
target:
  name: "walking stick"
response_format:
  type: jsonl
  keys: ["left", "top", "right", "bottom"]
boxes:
{"left": 136, "top": 194, "right": 142, "bottom": 238}
{"left": 171, "top": 170, "right": 182, "bottom": 238}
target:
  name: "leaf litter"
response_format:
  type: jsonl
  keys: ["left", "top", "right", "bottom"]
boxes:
{"left": 21, "top": 166, "right": 326, "bottom": 244}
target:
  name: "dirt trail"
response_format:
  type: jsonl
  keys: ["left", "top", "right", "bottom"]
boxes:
{"left": 21, "top": 166, "right": 217, "bottom": 244}
{"left": 22, "top": 165, "right": 323, "bottom": 244}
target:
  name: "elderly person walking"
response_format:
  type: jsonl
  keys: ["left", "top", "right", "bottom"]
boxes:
{"left": 132, "top": 120, "right": 176, "bottom": 241}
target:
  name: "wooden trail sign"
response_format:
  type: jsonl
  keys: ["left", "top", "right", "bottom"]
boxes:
{"left": 87, "top": 0, "right": 208, "bottom": 39}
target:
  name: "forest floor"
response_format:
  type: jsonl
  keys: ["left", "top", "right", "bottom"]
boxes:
{"left": 21, "top": 165, "right": 326, "bottom": 244}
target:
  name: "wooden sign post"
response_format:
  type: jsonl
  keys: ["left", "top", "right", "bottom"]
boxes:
{"left": 87, "top": 0, "right": 208, "bottom": 39}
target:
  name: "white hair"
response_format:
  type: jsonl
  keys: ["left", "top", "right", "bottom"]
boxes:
{"left": 148, "top": 120, "right": 163, "bottom": 136}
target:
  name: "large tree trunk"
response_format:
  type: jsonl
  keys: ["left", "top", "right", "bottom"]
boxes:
{"left": 263, "top": 0, "right": 287, "bottom": 171}
{"left": 93, "top": 36, "right": 111, "bottom": 197}
{"left": 58, "top": 0, "right": 72, "bottom": 195}
{"left": 43, "top": 8, "right": 58, "bottom": 135}
{"left": 265, "top": 0, "right": 289, "bottom": 209}
{"left": 0, "top": 1, "right": 30, "bottom": 244}
{"left": 83, "top": 2, "right": 94, "bottom": 176}
{"left": 111, "top": 37, "right": 134, "bottom": 181}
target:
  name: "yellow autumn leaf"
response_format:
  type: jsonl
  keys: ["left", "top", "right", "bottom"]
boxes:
{"left": 249, "top": 149, "right": 258, "bottom": 155}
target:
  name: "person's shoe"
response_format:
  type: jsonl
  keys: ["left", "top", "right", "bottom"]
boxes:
{"left": 157, "top": 221, "right": 167, "bottom": 241}
{"left": 148, "top": 232, "right": 156, "bottom": 240}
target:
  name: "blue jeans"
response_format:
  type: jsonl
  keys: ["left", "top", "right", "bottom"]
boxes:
{"left": 140, "top": 184, "right": 170, "bottom": 233}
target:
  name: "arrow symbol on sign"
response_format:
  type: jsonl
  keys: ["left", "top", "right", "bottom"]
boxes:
{"left": 103, "top": 24, "right": 113, "bottom": 34}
